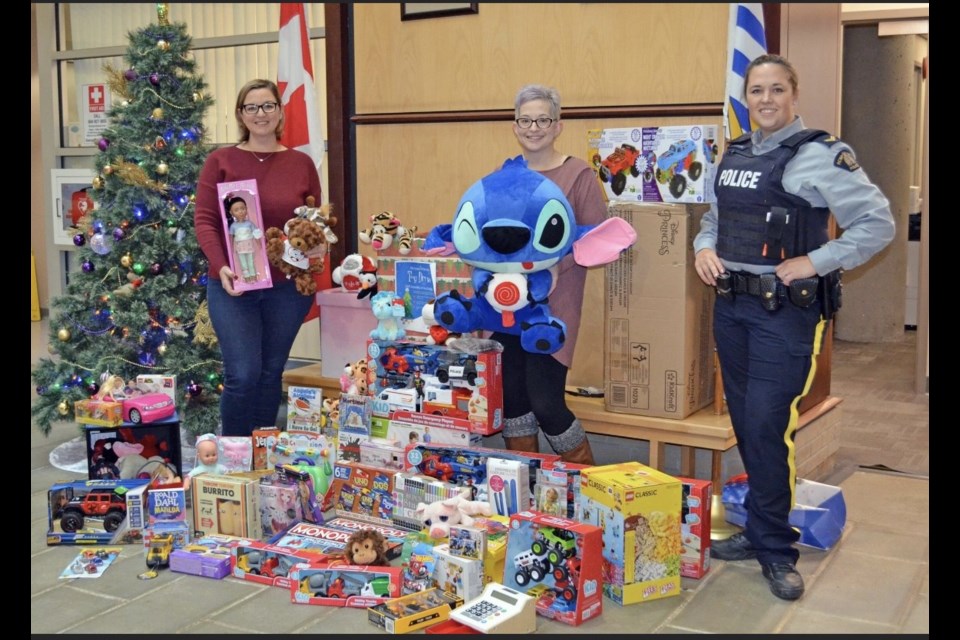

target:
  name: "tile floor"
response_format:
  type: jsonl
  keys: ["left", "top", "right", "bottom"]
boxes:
{"left": 30, "top": 318, "right": 929, "bottom": 634}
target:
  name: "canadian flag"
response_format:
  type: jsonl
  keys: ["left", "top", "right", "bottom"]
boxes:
{"left": 277, "top": 3, "right": 324, "bottom": 170}
{"left": 278, "top": 3, "right": 330, "bottom": 321}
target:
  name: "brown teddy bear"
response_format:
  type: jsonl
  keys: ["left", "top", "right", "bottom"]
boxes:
{"left": 265, "top": 217, "right": 326, "bottom": 296}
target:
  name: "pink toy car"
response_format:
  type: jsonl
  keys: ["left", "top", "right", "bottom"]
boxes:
{"left": 96, "top": 388, "right": 175, "bottom": 424}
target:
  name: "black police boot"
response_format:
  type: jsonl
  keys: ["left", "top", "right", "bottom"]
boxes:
{"left": 710, "top": 532, "right": 758, "bottom": 561}
{"left": 761, "top": 562, "right": 805, "bottom": 600}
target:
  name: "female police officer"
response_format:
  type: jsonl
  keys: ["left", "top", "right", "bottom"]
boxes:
{"left": 693, "top": 54, "right": 894, "bottom": 600}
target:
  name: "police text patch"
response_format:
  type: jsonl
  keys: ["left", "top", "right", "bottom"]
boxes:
{"left": 834, "top": 150, "right": 860, "bottom": 172}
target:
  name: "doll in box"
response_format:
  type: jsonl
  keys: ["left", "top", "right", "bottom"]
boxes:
{"left": 225, "top": 195, "right": 263, "bottom": 283}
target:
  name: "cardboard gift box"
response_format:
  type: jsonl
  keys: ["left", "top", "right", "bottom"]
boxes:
{"left": 676, "top": 476, "right": 712, "bottom": 579}
{"left": 315, "top": 287, "right": 379, "bottom": 379}
{"left": 603, "top": 202, "right": 715, "bottom": 419}
{"left": 722, "top": 475, "right": 847, "bottom": 550}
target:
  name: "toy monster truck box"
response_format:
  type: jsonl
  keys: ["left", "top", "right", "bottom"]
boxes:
{"left": 594, "top": 124, "right": 720, "bottom": 204}
{"left": 315, "top": 287, "right": 379, "bottom": 379}
{"left": 676, "top": 476, "right": 712, "bottom": 579}
{"left": 47, "top": 478, "right": 150, "bottom": 546}
{"left": 368, "top": 588, "right": 465, "bottom": 634}
{"left": 290, "top": 562, "right": 403, "bottom": 607}
{"left": 603, "top": 202, "right": 715, "bottom": 419}
{"left": 190, "top": 471, "right": 271, "bottom": 539}
{"left": 503, "top": 511, "right": 603, "bottom": 626}
{"left": 578, "top": 462, "right": 683, "bottom": 605}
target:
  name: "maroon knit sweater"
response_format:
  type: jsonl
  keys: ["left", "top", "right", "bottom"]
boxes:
{"left": 195, "top": 145, "right": 322, "bottom": 283}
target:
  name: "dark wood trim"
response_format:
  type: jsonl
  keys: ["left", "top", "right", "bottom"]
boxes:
{"left": 324, "top": 3, "right": 356, "bottom": 263}
{"left": 352, "top": 103, "right": 723, "bottom": 126}
{"left": 764, "top": 3, "right": 781, "bottom": 55}
{"left": 401, "top": 3, "right": 478, "bottom": 21}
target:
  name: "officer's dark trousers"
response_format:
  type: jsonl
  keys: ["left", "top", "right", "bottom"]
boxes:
{"left": 714, "top": 293, "right": 826, "bottom": 565}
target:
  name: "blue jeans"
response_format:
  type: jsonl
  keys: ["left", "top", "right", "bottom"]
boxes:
{"left": 206, "top": 279, "right": 314, "bottom": 436}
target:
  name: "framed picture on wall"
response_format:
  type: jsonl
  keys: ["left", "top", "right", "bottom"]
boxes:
{"left": 50, "top": 169, "right": 97, "bottom": 247}
{"left": 400, "top": 3, "right": 477, "bottom": 21}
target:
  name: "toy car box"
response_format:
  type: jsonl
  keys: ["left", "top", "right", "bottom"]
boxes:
{"left": 676, "top": 476, "right": 712, "bottom": 579}
{"left": 578, "top": 462, "right": 683, "bottom": 605}
{"left": 170, "top": 546, "right": 232, "bottom": 579}
{"left": 232, "top": 539, "right": 323, "bottom": 589}
{"left": 594, "top": 124, "right": 720, "bottom": 204}
{"left": 84, "top": 414, "right": 182, "bottom": 481}
{"left": 143, "top": 520, "right": 190, "bottom": 554}
{"left": 503, "top": 511, "right": 604, "bottom": 626}
{"left": 191, "top": 470, "right": 271, "bottom": 538}
{"left": 432, "top": 543, "right": 485, "bottom": 601}
{"left": 366, "top": 339, "right": 503, "bottom": 436}
{"left": 368, "top": 587, "right": 464, "bottom": 634}
{"left": 291, "top": 562, "right": 403, "bottom": 608}
{"left": 47, "top": 478, "right": 150, "bottom": 545}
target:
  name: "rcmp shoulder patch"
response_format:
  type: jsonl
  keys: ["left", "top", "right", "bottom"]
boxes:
{"left": 833, "top": 150, "right": 861, "bottom": 172}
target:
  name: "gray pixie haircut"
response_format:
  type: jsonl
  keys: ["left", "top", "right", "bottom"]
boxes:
{"left": 514, "top": 84, "right": 561, "bottom": 120}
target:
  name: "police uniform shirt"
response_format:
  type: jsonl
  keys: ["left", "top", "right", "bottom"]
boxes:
{"left": 694, "top": 117, "right": 895, "bottom": 276}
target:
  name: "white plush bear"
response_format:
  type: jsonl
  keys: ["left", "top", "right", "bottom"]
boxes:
{"left": 414, "top": 495, "right": 493, "bottom": 540}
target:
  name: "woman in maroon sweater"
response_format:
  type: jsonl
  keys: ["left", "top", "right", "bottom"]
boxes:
{"left": 194, "top": 79, "right": 322, "bottom": 437}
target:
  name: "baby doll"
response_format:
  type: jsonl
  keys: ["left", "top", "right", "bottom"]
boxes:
{"left": 184, "top": 434, "right": 227, "bottom": 491}
{"left": 225, "top": 195, "right": 263, "bottom": 283}
{"left": 343, "top": 529, "right": 390, "bottom": 566}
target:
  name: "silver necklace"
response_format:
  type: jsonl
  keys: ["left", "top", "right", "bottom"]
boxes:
{"left": 242, "top": 144, "right": 275, "bottom": 162}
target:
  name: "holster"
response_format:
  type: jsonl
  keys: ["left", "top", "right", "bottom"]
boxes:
{"left": 819, "top": 270, "right": 843, "bottom": 320}
{"left": 716, "top": 272, "right": 734, "bottom": 300}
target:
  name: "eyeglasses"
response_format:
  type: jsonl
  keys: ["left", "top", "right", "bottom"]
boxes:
{"left": 240, "top": 102, "right": 279, "bottom": 115}
{"left": 515, "top": 116, "right": 555, "bottom": 129}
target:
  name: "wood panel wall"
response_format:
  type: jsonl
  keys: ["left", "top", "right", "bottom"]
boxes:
{"left": 349, "top": 2, "right": 731, "bottom": 387}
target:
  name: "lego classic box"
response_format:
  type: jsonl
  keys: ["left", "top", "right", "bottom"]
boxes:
{"left": 593, "top": 125, "right": 720, "bottom": 204}
{"left": 603, "top": 202, "right": 715, "bottom": 419}
{"left": 578, "top": 462, "right": 683, "bottom": 605}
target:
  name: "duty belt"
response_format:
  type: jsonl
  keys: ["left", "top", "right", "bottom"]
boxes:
{"left": 716, "top": 271, "right": 820, "bottom": 312}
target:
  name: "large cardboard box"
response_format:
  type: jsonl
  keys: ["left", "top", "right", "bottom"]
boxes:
{"left": 315, "top": 287, "right": 379, "bottom": 379}
{"left": 604, "top": 202, "right": 715, "bottom": 419}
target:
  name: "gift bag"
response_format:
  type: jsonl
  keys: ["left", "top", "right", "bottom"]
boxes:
{"left": 722, "top": 474, "right": 846, "bottom": 550}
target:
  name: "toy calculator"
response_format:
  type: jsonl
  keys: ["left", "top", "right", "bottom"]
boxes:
{"left": 450, "top": 582, "right": 536, "bottom": 634}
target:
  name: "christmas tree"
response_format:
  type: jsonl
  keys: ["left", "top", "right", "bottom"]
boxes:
{"left": 32, "top": 4, "right": 222, "bottom": 438}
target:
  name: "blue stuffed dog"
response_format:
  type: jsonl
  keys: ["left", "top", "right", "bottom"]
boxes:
{"left": 422, "top": 156, "right": 636, "bottom": 354}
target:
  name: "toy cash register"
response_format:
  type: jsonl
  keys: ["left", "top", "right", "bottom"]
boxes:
{"left": 449, "top": 583, "right": 536, "bottom": 634}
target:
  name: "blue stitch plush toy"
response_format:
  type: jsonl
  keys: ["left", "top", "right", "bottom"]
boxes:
{"left": 422, "top": 156, "right": 636, "bottom": 354}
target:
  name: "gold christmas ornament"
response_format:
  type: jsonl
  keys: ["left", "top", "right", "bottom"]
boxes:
{"left": 157, "top": 3, "right": 170, "bottom": 25}
{"left": 156, "top": 162, "right": 169, "bottom": 175}
{"left": 192, "top": 91, "right": 204, "bottom": 102}
{"left": 92, "top": 176, "right": 104, "bottom": 189}
{"left": 103, "top": 164, "right": 114, "bottom": 175}
{"left": 157, "top": 343, "right": 167, "bottom": 355}
{"left": 121, "top": 100, "right": 130, "bottom": 108}
{"left": 121, "top": 254, "right": 133, "bottom": 268}
{"left": 152, "top": 107, "right": 164, "bottom": 119}
{"left": 57, "top": 328, "right": 71, "bottom": 342}
{"left": 157, "top": 39, "right": 169, "bottom": 51}
{"left": 58, "top": 401, "right": 70, "bottom": 416}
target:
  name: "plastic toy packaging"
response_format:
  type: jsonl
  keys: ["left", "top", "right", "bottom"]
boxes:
{"left": 59, "top": 547, "right": 122, "bottom": 579}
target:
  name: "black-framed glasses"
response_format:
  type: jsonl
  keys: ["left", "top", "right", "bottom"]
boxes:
{"left": 515, "top": 116, "right": 555, "bottom": 129}
{"left": 240, "top": 102, "right": 279, "bottom": 115}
